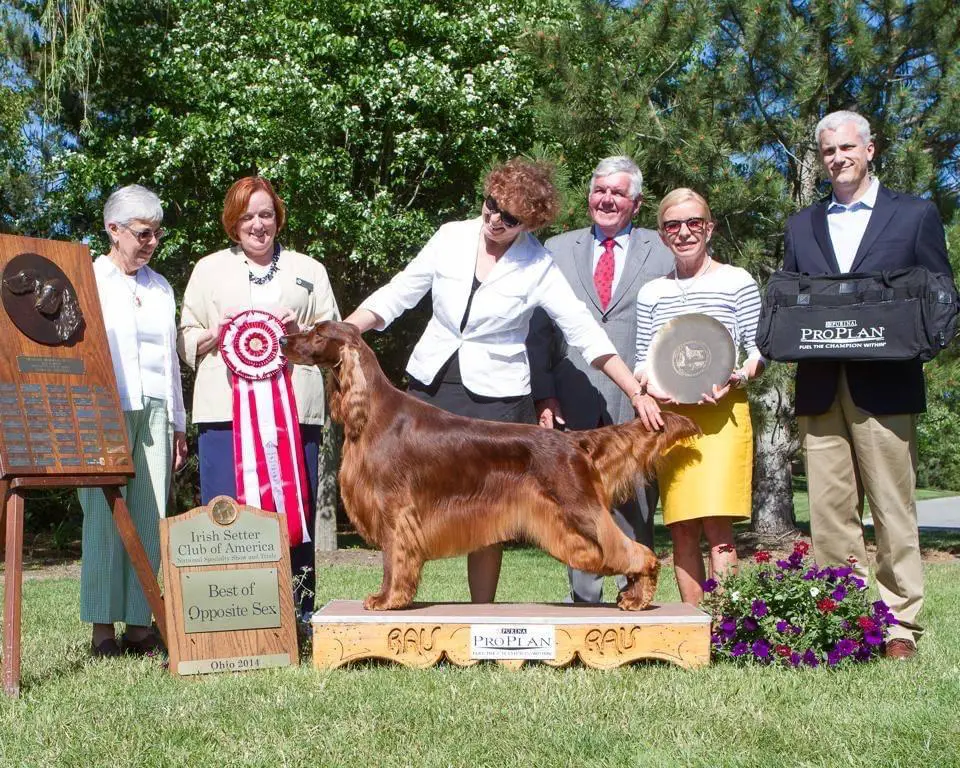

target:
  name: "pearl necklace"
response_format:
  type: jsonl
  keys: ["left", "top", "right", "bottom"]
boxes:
{"left": 673, "top": 255, "right": 712, "bottom": 302}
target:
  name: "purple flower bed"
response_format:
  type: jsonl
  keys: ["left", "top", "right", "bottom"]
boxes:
{"left": 701, "top": 541, "right": 897, "bottom": 668}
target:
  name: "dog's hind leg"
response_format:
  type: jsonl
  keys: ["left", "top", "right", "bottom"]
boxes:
{"left": 363, "top": 509, "right": 425, "bottom": 611}
{"left": 529, "top": 502, "right": 659, "bottom": 610}
{"left": 592, "top": 515, "right": 660, "bottom": 611}
{"left": 575, "top": 505, "right": 660, "bottom": 610}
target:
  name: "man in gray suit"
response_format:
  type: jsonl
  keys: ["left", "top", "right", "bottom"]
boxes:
{"left": 527, "top": 155, "right": 674, "bottom": 603}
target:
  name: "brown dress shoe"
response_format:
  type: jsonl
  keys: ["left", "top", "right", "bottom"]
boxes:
{"left": 884, "top": 638, "right": 917, "bottom": 660}
{"left": 90, "top": 638, "right": 122, "bottom": 658}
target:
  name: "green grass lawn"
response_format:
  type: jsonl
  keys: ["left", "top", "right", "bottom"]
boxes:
{"left": 3, "top": 535, "right": 960, "bottom": 766}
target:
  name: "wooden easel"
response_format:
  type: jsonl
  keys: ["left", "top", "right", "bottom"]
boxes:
{"left": 0, "top": 234, "right": 166, "bottom": 697}
{"left": 1, "top": 479, "right": 166, "bottom": 696}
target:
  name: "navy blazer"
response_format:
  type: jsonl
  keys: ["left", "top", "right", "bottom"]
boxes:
{"left": 783, "top": 183, "right": 952, "bottom": 416}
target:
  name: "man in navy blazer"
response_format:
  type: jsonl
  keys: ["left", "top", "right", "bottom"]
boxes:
{"left": 783, "top": 110, "right": 953, "bottom": 660}
{"left": 528, "top": 156, "right": 674, "bottom": 603}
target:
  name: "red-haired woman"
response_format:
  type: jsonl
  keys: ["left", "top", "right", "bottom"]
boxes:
{"left": 344, "top": 158, "right": 649, "bottom": 603}
{"left": 178, "top": 177, "right": 339, "bottom": 616}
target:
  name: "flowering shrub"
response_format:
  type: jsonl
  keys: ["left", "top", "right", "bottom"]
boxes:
{"left": 701, "top": 541, "right": 898, "bottom": 667}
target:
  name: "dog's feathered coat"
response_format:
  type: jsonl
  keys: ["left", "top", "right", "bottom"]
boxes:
{"left": 282, "top": 321, "right": 699, "bottom": 610}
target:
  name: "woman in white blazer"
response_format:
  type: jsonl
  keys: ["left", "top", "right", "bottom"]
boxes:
{"left": 345, "top": 158, "right": 653, "bottom": 603}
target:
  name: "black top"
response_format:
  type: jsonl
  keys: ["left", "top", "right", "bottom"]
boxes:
{"left": 407, "top": 275, "right": 536, "bottom": 424}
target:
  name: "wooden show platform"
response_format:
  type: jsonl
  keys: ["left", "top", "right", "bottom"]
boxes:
{"left": 312, "top": 600, "right": 711, "bottom": 670}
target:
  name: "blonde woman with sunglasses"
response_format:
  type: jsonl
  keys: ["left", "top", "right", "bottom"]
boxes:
{"left": 634, "top": 188, "right": 765, "bottom": 606}
{"left": 345, "top": 158, "right": 648, "bottom": 604}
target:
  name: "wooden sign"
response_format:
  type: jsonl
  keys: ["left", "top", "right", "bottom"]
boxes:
{"left": 1, "top": 234, "right": 161, "bottom": 698}
{"left": 159, "top": 496, "right": 298, "bottom": 676}
{"left": 0, "top": 236, "right": 133, "bottom": 478}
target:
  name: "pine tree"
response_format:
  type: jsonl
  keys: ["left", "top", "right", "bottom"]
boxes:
{"left": 528, "top": 0, "right": 960, "bottom": 537}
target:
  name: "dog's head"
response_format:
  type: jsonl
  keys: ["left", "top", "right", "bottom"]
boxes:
{"left": 281, "top": 320, "right": 370, "bottom": 438}
{"left": 280, "top": 320, "right": 363, "bottom": 368}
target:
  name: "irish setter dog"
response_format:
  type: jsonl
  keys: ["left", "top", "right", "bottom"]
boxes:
{"left": 281, "top": 321, "right": 698, "bottom": 611}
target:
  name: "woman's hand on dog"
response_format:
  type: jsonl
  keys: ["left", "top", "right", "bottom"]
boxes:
{"left": 632, "top": 393, "right": 664, "bottom": 431}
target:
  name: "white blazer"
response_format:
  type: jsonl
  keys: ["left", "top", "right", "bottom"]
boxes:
{"left": 361, "top": 217, "right": 616, "bottom": 398}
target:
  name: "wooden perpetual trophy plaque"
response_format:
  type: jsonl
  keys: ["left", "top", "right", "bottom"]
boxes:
{"left": 0, "top": 234, "right": 166, "bottom": 697}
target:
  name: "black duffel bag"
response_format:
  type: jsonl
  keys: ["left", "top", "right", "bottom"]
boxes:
{"left": 756, "top": 266, "right": 959, "bottom": 362}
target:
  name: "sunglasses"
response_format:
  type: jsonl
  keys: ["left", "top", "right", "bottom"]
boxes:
{"left": 661, "top": 217, "right": 707, "bottom": 236}
{"left": 122, "top": 224, "right": 166, "bottom": 244}
{"left": 484, "top": 195, "right": 522, "bottom": 228}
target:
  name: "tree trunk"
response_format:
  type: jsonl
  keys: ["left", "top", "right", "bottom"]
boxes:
{"left": 747, "top": 143, "right": 819, "bottom": 542}
{"left": 750, "top": 367, "right": 799, "bottom": 538}
{"left": 313, "top": 418, "right": 340, "bottom": 552}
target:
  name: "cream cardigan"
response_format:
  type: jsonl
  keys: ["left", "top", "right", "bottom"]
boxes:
{"left": 177, "top": 245, "right": 340, "bottom": 425}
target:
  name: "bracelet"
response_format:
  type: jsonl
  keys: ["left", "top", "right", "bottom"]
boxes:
{"left": 733, "top": 369, "right": 749, "bottom": 389}
{"left": 630, "top": 390, "right": 645, "bottom": 400}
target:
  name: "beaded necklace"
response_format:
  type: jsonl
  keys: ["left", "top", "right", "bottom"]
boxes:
{"left": 248, "top": 245, "right": 280, "bottom": 285}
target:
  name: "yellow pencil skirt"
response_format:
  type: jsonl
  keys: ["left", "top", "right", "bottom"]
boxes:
{"left": 659, "top": 389, "right": 753, "bottom": 526}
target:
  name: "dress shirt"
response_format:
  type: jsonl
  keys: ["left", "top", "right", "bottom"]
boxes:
{"left": 827, "top": 177, "right": 880, "bottom": 272}
{"left": 591, "top": 225, "right": 632, "bottom": 294}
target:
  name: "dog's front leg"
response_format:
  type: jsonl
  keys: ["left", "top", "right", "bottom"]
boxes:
{"left": 363, "top": 516, "right": 425, "bottom": 611}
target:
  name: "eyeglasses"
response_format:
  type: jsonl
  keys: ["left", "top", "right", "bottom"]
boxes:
{"left": 122, "top": 224, "right": 166, "bottom": 243}
{"left": 661, "top": 217, "right": 707, "bottom": 236}
{"left": 484, "top": 195, "right": 522, "bottom": 228}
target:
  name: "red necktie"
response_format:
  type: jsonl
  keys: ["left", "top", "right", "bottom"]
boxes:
{"left": 594, "top": 237, "right": 615, "bottom": 310}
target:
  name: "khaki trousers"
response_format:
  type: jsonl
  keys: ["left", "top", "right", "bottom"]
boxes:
{"left": 799, "top": 370, "right": 922, "bottom": 644}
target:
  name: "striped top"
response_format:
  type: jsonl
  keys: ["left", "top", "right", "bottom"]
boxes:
{"left": 635, "top": 263, "right": 764, "bottom": 372}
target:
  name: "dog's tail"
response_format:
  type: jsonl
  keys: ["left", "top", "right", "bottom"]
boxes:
{"left": 574, "top": 411, "right": 701, "bottom": 505}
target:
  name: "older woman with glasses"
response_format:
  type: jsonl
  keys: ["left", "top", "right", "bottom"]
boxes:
{"left": 178, "top": 176, "right": 339, "bottom": 619}
{"left": 633, "top": 187, "right": 765, "bottom": 606}
{"left": 344, "top": 157, "right": 648, "bottom": 603}
{"left": 82, "top": 184, "right": 188, "bottom": 657}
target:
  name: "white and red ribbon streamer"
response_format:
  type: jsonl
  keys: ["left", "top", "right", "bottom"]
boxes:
{"left": 219, "top": 309, "right": 311, "bottom": 546}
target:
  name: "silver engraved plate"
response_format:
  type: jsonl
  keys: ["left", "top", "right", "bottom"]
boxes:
{"left": 647, "top": 314, "right": 736, "bottom": 404}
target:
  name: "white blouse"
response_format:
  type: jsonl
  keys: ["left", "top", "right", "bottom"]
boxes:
{"left": 94, "top": 256, "right": 187, "bottom": 431}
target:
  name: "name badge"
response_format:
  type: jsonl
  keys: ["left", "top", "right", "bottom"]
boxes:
{"left": 296, "top": 278, "right": 314, "bottom": 293}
